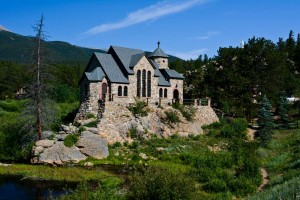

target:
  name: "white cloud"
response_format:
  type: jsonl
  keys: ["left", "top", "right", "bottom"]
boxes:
{"left": 170, "top": 48, "right": 208, "bottom": 60}
{"left": 196, "top": 30, "right": 219, "bottom": 40}
{"left": 84, "top": 0, "right": 211, "bottom": 35}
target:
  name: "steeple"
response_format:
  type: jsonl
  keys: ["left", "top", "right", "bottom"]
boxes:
{"left": 149, "top": 41, "right": 169, "bottom": 69}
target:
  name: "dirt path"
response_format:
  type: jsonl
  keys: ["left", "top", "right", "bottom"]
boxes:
{"left": 258, "top": 168, "right": 269, "bottom": 191}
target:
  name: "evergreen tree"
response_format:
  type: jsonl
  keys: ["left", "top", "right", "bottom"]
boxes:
{"left": 257, "top": 95, "right": 274, "bottom": 146}
{"left": 277, "top": 94, "right": 289, "bottom": 128}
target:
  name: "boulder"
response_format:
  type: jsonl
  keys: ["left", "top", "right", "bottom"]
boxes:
{"left": 60, "top": 124, "right": 78, "bottom": 134}
{"left": 86, "top": 127, "right": 99, "bottom": 134}
{"left": 55, "top": 134, "right": 68, "bottom": 141}
{"left": 35, "top": 140, "right": 54, "bottom": 148}
{"left": 41, "top": 131, "right": 54, "bottom": 140}
{"left": 33, "top": 146, "right": 44, "bottom": 156}
{"left": 84, "top": 162, "right": 94, "bottom": 168}
{"left": 38, "top": 142, "right": 87, "bottom": 165}
{"left": 139, "top": 153, "right": 148, "bottom": 160}
{"left": 76, "top": 132, "right": 109, "bottom": 159}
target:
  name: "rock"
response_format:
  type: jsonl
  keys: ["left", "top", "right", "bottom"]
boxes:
{"left": 84, "top": 162, "right": 94, "bottom": 168}
{"left": 33, "top": 146, "right": 44, "bottom": 156}
{"left": 55, "top": 134, "right": 68, "bottom": 141}
{"left": 139, "top": 153, "right": 148, "bottom": 160}
{"left": 37, "top": 142, "right": 87, "bottom": 165}
{"left": 41, "top": 131, "right": 54, "bottom": 140}
{"left": 156, "top": 147, "right": 165, "bottom": 151}
{"left": 114, "top": 152, "right": 120, "bottom": 156}
{"left": 59, "top": 131, "right": 66, "bottom": 134}
{"left": 86, "top": 127, "right": 99, "bottom": 134}
{"left": 35, "top": 140, "right": 54, "bottom": 148}
{"left": 0, "top": 163, "right": 11, "bottom": 167}
{"left": 76, "top": 132, "right": 109, "bottom": 159}
{"left": 60, "top": 124, "right": 78, "bottom": 134}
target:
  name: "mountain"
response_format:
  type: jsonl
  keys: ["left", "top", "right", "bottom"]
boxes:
{"left": 0, "top": 30, "right": 181, "bottom": 65}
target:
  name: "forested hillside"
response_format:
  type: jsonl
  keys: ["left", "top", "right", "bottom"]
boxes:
{"left": 170, "top": 31, "right": 300, "bottom": 119}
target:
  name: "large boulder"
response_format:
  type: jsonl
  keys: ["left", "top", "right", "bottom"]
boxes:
{"left": 37, "top": 142, "right": 87, "bottom": 165}
{"left": 76, "top": 131, "right": 109, "bottom": 159}
{"left": 35, "top": 139, "right": 54, "bottom": 148}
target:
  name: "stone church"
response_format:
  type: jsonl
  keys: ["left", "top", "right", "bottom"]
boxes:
{"left": 78, "top": 42, "right": 184, "bottom": 116}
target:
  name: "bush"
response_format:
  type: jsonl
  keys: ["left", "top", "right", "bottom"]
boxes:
{"left": 172, "top": 103, "right": 196, "bottom": 121}
{"left": 203, "top": 178, "right": 228, "bottom": 193}
{"left": 86, "top": 113, "right": 96, "bottom": 119}
{"left": 111, "top": 142, "right": 121, "bottom": 149}
{"left": 78, "top": 126, "right": 86, "bottom": 133}
{"left": 64, "top": 134, "right": 79, "bottom": 147}
{"left": 128, "top": 98, "right": 148, "bottom": 116}
{"left": 127, "top": 166, "right": 196, "bottom": 200}
{"left": 165, "top": 110, "right": 180, "bottom": 123}
{"left": 129, "top": 141, "right": 139, "bottom": 149}
{"left": 128, "top": 125, "right": 138, "bottom": 139}
{"left": 84, "top": 121, "right": 97, "bottom": 127}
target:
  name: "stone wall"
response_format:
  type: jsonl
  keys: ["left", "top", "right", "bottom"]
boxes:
{"left": 153, "top": 57, "right": 168, "bottom": 69}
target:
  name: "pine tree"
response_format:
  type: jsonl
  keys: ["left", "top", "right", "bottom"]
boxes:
{"left": 257, "top": 95, "right": 274, "bottom": 146}
{"left": 277, "top": 94, "right": 289, "bottom": 128}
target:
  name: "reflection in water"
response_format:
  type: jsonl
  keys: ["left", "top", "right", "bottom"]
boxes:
{"left": 0, "top": 175, "right": 74, "bottom": 200}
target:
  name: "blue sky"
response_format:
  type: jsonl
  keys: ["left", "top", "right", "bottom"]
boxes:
{"left": 1, "top": 0, "right": 300, "bottom": 60}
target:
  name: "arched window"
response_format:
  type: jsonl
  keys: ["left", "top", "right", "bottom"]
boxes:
{"left": 159, "top": 88, "right": 163, "bottom": 98}
{"left": 118, "top": 86, "right": 122, "bottom": 96}
{"left": 164, "top": 88, "right": 167, "bottom": 98}
{"left": 142, "top": 69, "right": 146, "bottom": 97}
{"left": 137, "top": 70, "right": 141, "bottom": 97}
{"left": 147, "top": 71, "right": 151, "bottom": 97}
{"left": 124, "top": 86, "right": 128, "bottom": 96}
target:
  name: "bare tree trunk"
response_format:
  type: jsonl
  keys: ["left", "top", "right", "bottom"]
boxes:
{"left": 36, "top": 16, "right": 44, "bottom": 140}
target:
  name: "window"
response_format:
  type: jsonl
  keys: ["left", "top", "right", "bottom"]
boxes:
{"left": 137, "top": 70, "right": 141, "bottom": 97}
{"left": 142, "top": 69, "right": 146, "bottom": 97}
{"left": 159, "top": 88, "right": 163, "bottom": 98}
{"left": 147, "top": 71, "right": 151, "bottom": 97}
{"left": 124, "top": 86, "right": 128, "bottom": 96}
{"left": 118, "top": 86, "right": 122, "bottom": 96}
{"left": 164, "top": 88, "right": 167, "bottom": 98}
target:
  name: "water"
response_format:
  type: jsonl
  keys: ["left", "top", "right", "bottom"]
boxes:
{"left": 0, "top": 175, "right": 74, "bottom": 200}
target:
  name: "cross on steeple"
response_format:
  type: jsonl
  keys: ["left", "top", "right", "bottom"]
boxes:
{"left": 157, "top": 41, "right": 160, "bottom": 48}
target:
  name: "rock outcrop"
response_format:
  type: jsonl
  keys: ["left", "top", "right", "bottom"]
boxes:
{"left": 96, "top": 103, "right": 219, "bottom": 144}
{"left": 31, "top": 127, "right": 109, "bottom": 165}
{"left": 76, "top": 131, "right": 109, "bottom": 159}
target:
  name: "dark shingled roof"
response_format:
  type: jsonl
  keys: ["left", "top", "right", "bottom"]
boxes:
{"left": 94, "top": 52, "right": 129, "bottom": 84}
{"left": 111, "top": 46, "right": 144, "bottom": 74}
{"left": 129, "top": 53, "right": 145, "bottom": 68}
{"left": 150, "top": 60, "right": 171, "bottom": 86}
{"left": 149, "top": 47, "right": 169, "bottom": 58}
{"left": 160, "top": 69, "right": 184, "bottom": 80}
{"left": 85, "top": 67, "right": 105, "bottom": 81}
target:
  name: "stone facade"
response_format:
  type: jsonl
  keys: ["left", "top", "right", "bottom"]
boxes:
{"left": 76, "top": 44, "right": 184, "bottom": 120}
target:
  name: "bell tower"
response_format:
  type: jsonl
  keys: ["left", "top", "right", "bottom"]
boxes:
{"left": 149, "top": 41, "right": 169, "bottom": 69}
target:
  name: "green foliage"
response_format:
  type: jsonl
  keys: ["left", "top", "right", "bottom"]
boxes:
{"left": 78, "top": 126, "right": 86, "bottom": 133}
{"left": 247, "top": 176, "right": 300, "bottom": 200}
{"left": 128, "top": 125, "right": 138, "bottom": 139}
{"left": 128, "top": 98, "right": 148, "bottom": 116}
{"left": 164, "top": 110, "right": 180, "bottom": 123}
{"left": 127, "top": 166, "right": 196, "bottom": 200}
{"left": 257, "top": 95, "right": 274, "bottom": 146}
{"left": 172, "top": 103, "right": 196, "bottom": 121}
{"left": 64, "top": 134, "right": 79, "bottom": 147}
{"left": 111, "top": 142, "right": 121, "bottom": 149}
{"left": 277, "top": 94, "right": 289, "bottom": 128}
{"left": 84, "top": 120, "right": 97, "bottom": 127}
{"left": 86, "top": 113, "right": 96, "bottom": 119}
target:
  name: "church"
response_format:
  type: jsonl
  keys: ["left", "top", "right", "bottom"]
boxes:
{"left": 78, "top": 42, "right": 184, "bottom": 116}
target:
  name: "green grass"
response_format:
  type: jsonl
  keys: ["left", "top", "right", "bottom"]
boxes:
{"left": 0, "top": 164, "right": 122, "bottom": 183}
{"left": 247, "top": 176, "right": 300, "bottom": 200}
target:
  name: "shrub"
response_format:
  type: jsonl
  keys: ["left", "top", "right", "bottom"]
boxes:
{"left": 129, "top": 141, "right": 139, "bottom": 149}
{"left": 78, "top": 126, "right": 86, "bottom": 133}
{"left": 128, "top": 125, "right": 138, "bottom": 139}
{"left": 128, "top": 98, "right": 148, "bottom": 116}
{"left": 111, "top": 142, "right": 121, "bottom": 149}
{"left": 64, "top": 134, "right": 79, "bottom": 147}
{"left": 127, "top": 166, "right": 196, "bottom": 200}
{"left": 165, "top": 110, "right": 180, "bottom": 123}
{"left": 172, "top": 103, "right": 196, "bottom": 121}
{"left": 86, "top": 113, "right": 96, "bottom": 119}
{"left": 203, "top": 178, "right": 228, "bottom": 193}
{"left": 84, "top": 121, "right": 97, "bottom": 127}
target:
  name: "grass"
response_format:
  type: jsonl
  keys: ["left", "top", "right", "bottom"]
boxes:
{"left": 0, "top": 164, "right": 122, "bottom": 183}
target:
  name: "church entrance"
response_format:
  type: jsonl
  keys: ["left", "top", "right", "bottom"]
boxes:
{"left": 173, "top": 89, "right": 179, "bottom": 103}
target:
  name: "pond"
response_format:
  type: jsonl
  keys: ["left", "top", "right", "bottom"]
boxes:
{"left": 0, "top": 175, "right": 75, "bottom": 200}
